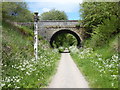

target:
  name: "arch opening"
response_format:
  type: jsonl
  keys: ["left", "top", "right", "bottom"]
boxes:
{"left": 50, "top": 29, "right": 81, "bottom": 48}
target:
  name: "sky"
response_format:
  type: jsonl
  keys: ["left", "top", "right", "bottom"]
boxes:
{"left": 25, "top": 0, "right": 83, "bottom": 20}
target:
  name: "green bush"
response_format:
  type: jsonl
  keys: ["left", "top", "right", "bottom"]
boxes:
{"left": 58, "top": 47, "right": 65, "bottom": 53}
{"left": 89, "top": 16, "right": 118, "bottom": 48}
{"left": 17, "top": 25, "right": 34, "bottom": 37}
{"left": 2, "top": 2, "right": 33, "bottom": 22}
{"left": 109, "top": 33, "right": 120, "bottom": 52}
{"left": 40, "top": 9, "right": 68, "bottom": 20}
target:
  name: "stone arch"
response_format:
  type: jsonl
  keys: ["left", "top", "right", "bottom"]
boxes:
{"left": 50, "top": 29, "right": 81, "bottom": 48}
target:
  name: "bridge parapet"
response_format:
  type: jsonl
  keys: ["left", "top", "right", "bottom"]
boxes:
{"left": 39, "top": 20, "right": 79, "bottom": 27}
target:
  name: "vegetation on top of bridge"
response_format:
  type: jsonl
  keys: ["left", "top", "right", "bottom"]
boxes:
{"left": 40, "top": 9, "right": 68, "bottom": 20}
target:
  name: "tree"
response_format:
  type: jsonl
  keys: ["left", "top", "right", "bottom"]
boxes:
{"left": 80, "top": 2, "right": 119, "bottom": 33}
{"left": 40, "top": 9, "right": 68, "bottom": 20}
{"left": 2, "top": 2, "right": 33, "bottom": 22}
{"left": 80, "top": 2, "right": 120, "bottom": 47}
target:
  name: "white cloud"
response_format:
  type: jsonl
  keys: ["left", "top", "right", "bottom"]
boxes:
{"left": 42, "top": 8, "right": 50, "bottom": 12}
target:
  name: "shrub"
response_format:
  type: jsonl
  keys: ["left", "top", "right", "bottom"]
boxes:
{"left": 69, "top": 46, "right": 79, "bottom": 53}
{"left": 58, "top": 47, "right": 65, "bottom": 53}
{"left": 89, "top": 15, "right": 118, "bottom": 48}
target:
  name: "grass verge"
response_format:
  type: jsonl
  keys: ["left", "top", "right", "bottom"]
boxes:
{"left": 2, "top": 21, "right": 60, "bottom": 88}
{"left": 70, "top": 34, "right": 119, "bottom": 88}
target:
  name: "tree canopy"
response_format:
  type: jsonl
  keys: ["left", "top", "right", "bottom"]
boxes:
{"left": 80, "top": 2, "right": 119, "bottom": 32}
{"left": 80, "top": 2, "right": 120, "bottom": 47}
{"left": 40, "top": 9, "right": 68, "bottom": 20}
{"left": 2, "top": 2, "right": 33, "bottom": 22}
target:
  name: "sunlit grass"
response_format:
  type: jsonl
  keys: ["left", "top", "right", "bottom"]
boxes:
{"left": 2, "top": 21, "right": 60, "bottom": 88}
{"left": 70, "top": 45, "right": 118, "bottom": 88}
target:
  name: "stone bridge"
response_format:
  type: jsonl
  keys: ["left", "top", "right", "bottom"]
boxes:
{"left": 38, "top": 20, "right": 85, "bottom": 47}
{"left": 15, "top": 20, "right": 86, "bottom": 47}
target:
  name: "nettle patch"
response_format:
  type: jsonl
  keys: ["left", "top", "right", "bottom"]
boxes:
{"left": 70, "top": 47, "right": 118, "bottom": 88}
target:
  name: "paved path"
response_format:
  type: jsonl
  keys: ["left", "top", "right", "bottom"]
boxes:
{"left": 48, "top": 53, "right": 89, "bottom": 88}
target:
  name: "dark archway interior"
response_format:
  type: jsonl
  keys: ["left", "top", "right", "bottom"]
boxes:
{"left": 50, "top": 29, "right": 81, "bottom": 48}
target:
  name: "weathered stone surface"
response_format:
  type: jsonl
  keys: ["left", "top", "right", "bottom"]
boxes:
{"left": 38, "top": 20, "right": 85, "bottom": 43}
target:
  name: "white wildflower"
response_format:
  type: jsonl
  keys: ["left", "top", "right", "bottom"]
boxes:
{"left": 26, "top": 72, "right": 30, "bottom": 75}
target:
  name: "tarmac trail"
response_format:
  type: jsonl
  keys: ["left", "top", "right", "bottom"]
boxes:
{"left": 48, "top": 53, "right": 89, "bottom": 88}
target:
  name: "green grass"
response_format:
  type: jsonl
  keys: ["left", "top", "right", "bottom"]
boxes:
{"left": 70, "top": 34, "right": 119, "bottom": 88}
{"left": 2, "top": 21, "right": 60, "bottom": 88}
